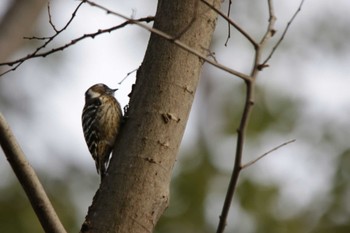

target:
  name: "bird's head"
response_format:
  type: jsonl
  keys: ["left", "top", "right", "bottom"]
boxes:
{"left": 85, "top": 83, "right": 117, "bottom": 100}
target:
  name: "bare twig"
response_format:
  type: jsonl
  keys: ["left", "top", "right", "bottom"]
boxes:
{"left": 254, "top": 0, "right": 277, "bottom": 71}
{"left": 201, "top": 0, "right": 258, "bottom": 47}
{"left": 261, "top": 0, "right": 305, "bottom": 67}
{"left": 24, "top": 36, "right": 51, "bottom": 40}
{"left": 259, "top": 0, "right": 277, "bottom": 47}
{"left": 203, "top": 48, "right": 218, "bottom": 63}
{"left": 119, "top": 68, "right": 138, "bottom": 85}
{"left": 0, "top": 1, "right": 85, "bottom": 77}
{"left": 224, "top": 0, "right": 233, "bottom": 46}
{"left": 0, "top": 113, "right": 66, "bottom": 233}
{"left": 0, "top": 17, "right": 154, "bottom": 75}
{"left": 48, "top": 2, "right": 59, "bottom": 33}
{"left": 241, "top": 139, "right": 296, "bottom": 169}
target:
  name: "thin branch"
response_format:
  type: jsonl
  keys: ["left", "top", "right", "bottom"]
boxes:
{"left": 203, "top": 47, "right": 218, "bottom": 63}
{"left": 216, "top": 80, "right": 254, "bottom": 233}
{"left": 261, "top": 0, "right": 305, "bottom": 67}
{"left": 241, "top": 139, "right": 296, "bottom": 169}
{"left": 201, "top": 0, "right": 258, "bottom": 47}
{"left": 84, "top": 0, "right": 252, "bottom": 82}
{"left": 0, "top": 113, "right": 67, "bottom": 233}
{"left": 217, "top": 0, "right": 280, "bottom": 232}
{"left": 0, "top": 1, "right": 85, "bottom": 77}
{"left": 0, "top": 17, "right": 154, "bottom": 75}
{"left": 119, "top": 68, "right": 138, "bottom": 85}
{"left": 259, "top": 0, "right": 277, "bottom": 47}
{"left": 224, "top": 0, "right": 233, "bottom": 46}
{"left": 254, "top": 0, "right": 277, "bottom": 73}
{"left": 23, "top": 36, "right": 51, "bottom": 40}
{"left": 48, "top": 2, "right": 59, "bottom": 33}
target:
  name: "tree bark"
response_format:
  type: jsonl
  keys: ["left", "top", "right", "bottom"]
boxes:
{"left": 81, "top": 0, "right": 221, "bottom": 232}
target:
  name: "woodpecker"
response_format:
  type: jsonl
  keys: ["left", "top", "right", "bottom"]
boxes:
{"left": 82, "top": 83, "right": 122, "bottom": 180}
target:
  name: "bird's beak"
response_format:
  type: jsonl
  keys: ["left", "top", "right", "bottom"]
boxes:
{"left": 109, "top": 88, "right": 118, "bottom": 94}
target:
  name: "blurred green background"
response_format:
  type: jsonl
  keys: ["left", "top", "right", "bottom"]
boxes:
{"left": 1, "top": 0, "right": 350, "bottom": 232}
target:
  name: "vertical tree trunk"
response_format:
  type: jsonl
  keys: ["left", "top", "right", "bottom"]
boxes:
{"left": 81, "top": 0, "right": 221, "bottom": 232}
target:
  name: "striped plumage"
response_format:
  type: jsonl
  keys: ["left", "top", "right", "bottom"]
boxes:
{"left": 82, "top": 83, "right": 122, "bottom": 180}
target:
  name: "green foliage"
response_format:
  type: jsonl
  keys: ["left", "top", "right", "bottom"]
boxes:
{"left": 156, "top": 139, "right": 217, "bottom": 233}
{"left": 0, "top": 173, "right": 79, "bottom": 233}
{"left": 0, "top": 181, "right": 43, "bottom": 233}
{"left": 311, "top": 149, "right": 350, "bottom": 233}
{"left": 222, "top": 84, "right": 299, "bottom": 136}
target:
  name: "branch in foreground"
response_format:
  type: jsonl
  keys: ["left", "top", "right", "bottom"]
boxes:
{"left": 241, "top": 139, "right": 296, "bottom": 169}
{"left": 0, "top": 113, "right": 66, "bottom": 233}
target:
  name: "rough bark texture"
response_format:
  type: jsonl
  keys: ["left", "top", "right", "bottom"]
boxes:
{"left": 81, "top": 0, "right": 221, "bottom": 232}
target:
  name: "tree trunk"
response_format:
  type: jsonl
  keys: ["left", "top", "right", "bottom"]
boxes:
{"left": 81, "top": 0, "right": 221, "bottom": 232}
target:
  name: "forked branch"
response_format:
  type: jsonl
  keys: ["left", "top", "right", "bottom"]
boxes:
{"left": 261, "top": 0, "right": 305, "bottom": 67}
{"left": 216, "top": 1, "right": 304, "bottom": 232}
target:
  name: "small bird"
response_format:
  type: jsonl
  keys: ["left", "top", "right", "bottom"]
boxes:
{"left": 82, "top": 83, "right": 122, "bottom": 180}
